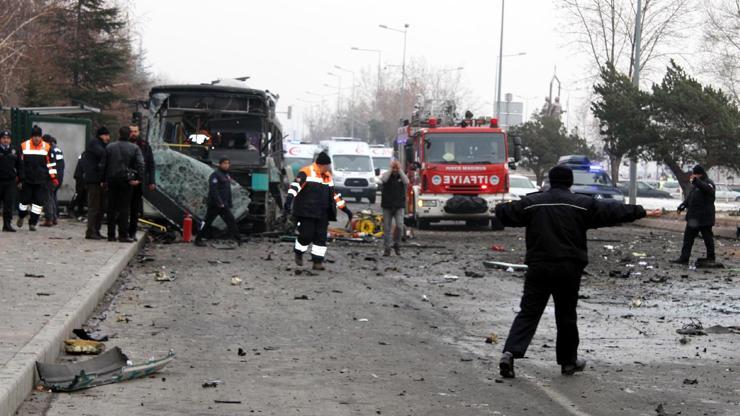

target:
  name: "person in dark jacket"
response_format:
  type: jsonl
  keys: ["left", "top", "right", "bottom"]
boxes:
{"left": 101, "top": 126, "right": 144, "bottom": 243}
{"left": 195, "top": 158, "right": 242, "bottom": 247}
{"left": 127, "top": 124, "right": 156, "bottom": 239}
{"left": 380, "top": 159, "right": 409, "bottom": 256}
{"left": 672, "top": 165, "right": 716, "bottom": 265}
{"left": 83, "top": 127, "right": 111, "bottom": 239}
{"left": 495, "top": 165, "right": 647, "bottom": 379}
{"left": 71, "top": 155, "right": 87, "bottom": 220}
{"left": 42, "top": 135, "right": 64, "bottom": 227}
{"left": 17, "top": 126, "right": 58, "bottom": 231}
{"left": 284, "top": 152, "right": 352, "bottom": 270}
{"left": 0, "top": 129, "right": 21, "bottom": 232}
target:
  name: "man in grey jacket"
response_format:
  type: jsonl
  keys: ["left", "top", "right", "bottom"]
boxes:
{"left": 101, "top": 126, "right": 144, "bottom": 242}
{"left": 380, "top": 160, "right": 409, "bottom": 256}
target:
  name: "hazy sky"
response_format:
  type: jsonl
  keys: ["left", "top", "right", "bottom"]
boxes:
{"left": 132, "top": 0, "right": 594, "bottom": 137}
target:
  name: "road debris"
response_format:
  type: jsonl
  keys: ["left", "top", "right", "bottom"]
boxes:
{"left": 64, "top": 339, "right": 105, "bottom": 355}
{"left": 237, "top": 348, "right": 247, "bottom": 356}
{"left": 202, "top": 380, "right": 222, "bottom": 388}
{"left": 230, "top": 277, "right": 242, "bottom": 286}
{"left": 491, "top": 244, "right": 505, "bottom": 252}
{"left": 655, "top": 403, "right": 680, "bottom": 416}
{"left": 682, "top": 378, "right": 698, "bottom": 385}
{"left": 484, "top": 333, "right": 498, "bottom": 344}
{"left": 36, "top": 347, "right": 175, "bottom": 392}
{"left": 483, "top": 261, "right": 528, "bottom": 271}
{"left": 676, "top": 319, "right": 706, "bottom": 336}
{"left": 294, "top": 295, "right": 310, "bottom": 300}
{"left": 464, "top": 270, "right": 484, "bottom": 278}
{"left": 24, "top": 273, "right": 45, "bottom": 278}
{"left": 443, "top": 274, "right": 459, "bottom": 281}
{"left": 214, "top": 400, "right": 242, "bottom": 404}
{"left": 73, "top": 328, "right": 109, "bottom": 342}
{"left": 154, "top": 270, "right": 174, "bottom": 282}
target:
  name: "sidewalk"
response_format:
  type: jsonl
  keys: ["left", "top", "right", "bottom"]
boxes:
{"left": 0, "top": 220, "right": 142, "bottom": 416}
{"left": 636, "top": 216, "right": 739, "bottom": 239}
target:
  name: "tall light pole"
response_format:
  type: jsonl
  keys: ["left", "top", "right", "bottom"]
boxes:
{"left": 379, "top": 23, "right": 409, "bottom": 124}
{"left": 493, "top": 51, "right": 526, "bottom": 116}
{"left": 334, "top": 65, "right": 356, "bottom": 137}
{"left": 628, "top": 0, "right": 643, "bottom": 205}
{"left": 495, "top": 0, "right": 506, "bottom": 121}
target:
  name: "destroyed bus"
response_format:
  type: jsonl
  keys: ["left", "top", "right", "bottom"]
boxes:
{"left": 399, "top": 115, "right": 522, "bottom": 230}
{"left": 144, "top": 80, "right": 286, "bottom": 233}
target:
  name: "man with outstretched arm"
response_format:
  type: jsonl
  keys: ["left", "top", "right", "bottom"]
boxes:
{"left": 495, "top": 165, "right": 648, "bottom": 378}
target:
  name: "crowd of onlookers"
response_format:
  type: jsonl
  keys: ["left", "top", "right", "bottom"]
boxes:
{"left": 0, "top": 124, "right": 155, "bottom": 240}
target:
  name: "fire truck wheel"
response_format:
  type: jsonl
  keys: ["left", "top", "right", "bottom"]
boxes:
{"left": 466, "top": 219, "right": 489, "bottom": 227}
{"left": 491, "top": 217, "right": 505, "bottom": 231}
{"left": 355, "top": 196, "right": 363, "bottom": 203}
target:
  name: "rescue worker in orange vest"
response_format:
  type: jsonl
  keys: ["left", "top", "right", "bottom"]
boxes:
{"left": 283, "top": 151, "right": 352, "bottom": 271}
{"left": 17, "top": 126, "right": 58, "bottom": 231}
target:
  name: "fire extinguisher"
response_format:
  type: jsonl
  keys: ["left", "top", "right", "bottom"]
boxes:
{"left": 182, "top": 212, "right": 193, "bottom": 243}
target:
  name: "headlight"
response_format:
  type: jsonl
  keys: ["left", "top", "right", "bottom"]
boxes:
{"left": 418, "top": 199, "right": 438, "bottom": 208}
{"left": 612, "top": 193, "right": 625, "bottom": 202}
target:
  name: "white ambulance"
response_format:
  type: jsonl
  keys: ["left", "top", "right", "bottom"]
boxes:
{"left": 320, "top": 138, "right": 377, "bottom": 203}
{"left": 283, "top": 142, "right": 319, "bottom": 179}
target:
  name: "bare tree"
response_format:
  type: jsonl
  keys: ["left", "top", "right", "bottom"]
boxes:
{"left": 702, "top": 0, "right": 740, "bottom": 100}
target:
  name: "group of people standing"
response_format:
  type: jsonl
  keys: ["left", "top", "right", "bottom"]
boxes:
{"left": 0, "top": 123, "right": 156, "bottom": 241}
{"left": 81, "top": 125, "right": 156, "bottom": 242}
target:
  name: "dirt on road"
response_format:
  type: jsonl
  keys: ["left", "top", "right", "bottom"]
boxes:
{"left": 18, "top": 210, "right": 740, "bottom": 416}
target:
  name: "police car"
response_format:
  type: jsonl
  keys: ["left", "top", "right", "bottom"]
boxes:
{"left": 542, "top": 155, "right": 624, "bottom": 203}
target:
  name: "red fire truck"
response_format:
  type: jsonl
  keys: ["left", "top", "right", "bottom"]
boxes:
{"left": 399, "top": 116, "right": 522, "bottom": 229}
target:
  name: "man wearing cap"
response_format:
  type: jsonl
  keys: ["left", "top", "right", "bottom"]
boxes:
{"left": 672, "top": 165, "right": 716, "bottom": 265}
{"left": 17, "top": 126, "right": 58, "bottom": 231}
{"left": 0, "top": 130, "right": 20, "bottom": 231}
{"left": 494, "top": 165, "right": 647, "bottom": 379}
{"left": 284, "top": 151, "right": 352, "bottom": 270}
{"left": 82, "top": 126, "right": 111, "bottom": 239}
{"left": 195, "top": 157, "right": 242, "bottom": 247}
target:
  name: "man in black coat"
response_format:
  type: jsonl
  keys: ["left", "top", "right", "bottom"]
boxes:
{"left": 0, "top": 130, "right": 20, "bottom": 232}
{"left": 672, "top": 165, "right": 716, "bottom": 265}
{"left": 101, "top": 126, "right": 144, "bottom": 243}
{"left": 380, "top": 159, "right": 409, "bottom": 256}
{"left": 127, "top": 124, "right": 156, "bottom": 239}
{"left": 83, "top": 127, "right": 111, "bottom": 239}
{"left": 195, "top": 157, "right": 241, "bottom": 247}
{"left": 495, "top": 166, "right": 647, "bottom": 378}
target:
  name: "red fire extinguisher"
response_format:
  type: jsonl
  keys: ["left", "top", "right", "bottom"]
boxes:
{"left": 182, "top": 212, "right": 193, "bottom": 243}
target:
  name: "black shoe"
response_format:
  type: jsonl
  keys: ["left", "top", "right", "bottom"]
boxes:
{"left": 194, "top": 239, "right": 206, "bottom": 247}
{"left": 393, "top": 245, "right": 401, "bottom": 256}
{"left": 670, "top": 258, "right": 689, "bottom": 265}
{"left": 383, "top": 248, "right": 391, "bottom": 257}
{"left": 295, "top": 253, "right": 303, "bottom": 266}
{"left": 3, "top": 225, "right": 16, "bottom": 232}
{"left": 29, "top": 224, "right": 37, "bottom": 231}
{"left": 561, "top": 359, "right": 587, "bottom": 375}
{"left": 16, "top": 217, "right": 24, "bottom": 228}
{"left": 85, "top": 234, "right": 102, "bottom": 240}
{"left": 499, "top": 352, "right": 515, "bottom": 378}
{"left": 118, "top": 237, "right": 135, "bottom": 243}
{"left": 313, "top": 262, "right": 325, "bottom": 271}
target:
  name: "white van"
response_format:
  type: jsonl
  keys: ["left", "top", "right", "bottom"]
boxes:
{"left": 283, "top": 142, "right": 319, "bottom": 178}
{"left": 370, "top": 145, "right": 394, "bottom": 176}
{"left": 320, "top": 138, "right": 377, "bottom": 203}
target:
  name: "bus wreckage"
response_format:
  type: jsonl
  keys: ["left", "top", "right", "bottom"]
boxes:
{"left": 142, "top": 79, "right": 287, "bottom": 233}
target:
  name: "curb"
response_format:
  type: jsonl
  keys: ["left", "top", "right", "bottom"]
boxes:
{"left": 0, "top": 237, "right": 145, "bottom": 416}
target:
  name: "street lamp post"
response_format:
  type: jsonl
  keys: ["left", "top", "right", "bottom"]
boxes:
{"left": 495, "top": 0, "right": 505, "bottom": 121}
{"left": 379, "top": 23, "right": 409, "bottom": 125}
{"left": 334, "top": 65, "right": 356, "bottom": 137}
{"left": 493, "top": 52, "right": 526, "bottom": 117}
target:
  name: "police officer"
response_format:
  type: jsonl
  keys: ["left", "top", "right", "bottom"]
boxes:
{"left": 195, "top": 157, "right": 242, "bottom": 247}
{"left": 495, "top": 165, "right": 647, "bottom": 378}
{"left": 42, "top": 135, "right": 64, "bottom": 227}
{"left": 672, "top": 165, "right": 716, "bottom": 265}
{"left": 0, "top": 130, "right": 20, "bottom": 232}
{"left": 17, "top": 126, "right": 58, "bottom": 231}
{"left": 284, "top": 151, "right": 352, "bottom": 271}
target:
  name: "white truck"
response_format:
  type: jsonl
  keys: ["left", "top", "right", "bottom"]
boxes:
{"left": 320, "top": 138, "right": 378, "bottom": 203}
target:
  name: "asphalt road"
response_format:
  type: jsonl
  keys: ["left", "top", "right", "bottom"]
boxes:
{"left": 18, "top": 201, "right": 740, "bottom": 416}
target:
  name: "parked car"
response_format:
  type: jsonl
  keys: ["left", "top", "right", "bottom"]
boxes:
{"left": 660, "top": 181, "right": 683, "bottom": 199}
{"left": 617, "top": 181, "right": 673, "bottom": 199}
{"left": 714, "top": 184, "right": 740, "bottom": 202}
{"left": 506, "top": 174, "right": 539, "bottom": 199}
{"left": 542, "top": 155, "right": 624, "bottom": 202}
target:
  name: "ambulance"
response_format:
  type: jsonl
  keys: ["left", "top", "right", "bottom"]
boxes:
{"left": 283, "top": 142, "right": 319, "bottom": 178}
{"left": 320, "top": 138, "right": 378, "bottom": 203}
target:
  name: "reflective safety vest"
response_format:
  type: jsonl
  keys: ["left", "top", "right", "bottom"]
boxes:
{"left": 288, "top": 163, "right": 346, "bottom": 219}
{"left": 20, "top": 139, "right": 56, "bottom": 185}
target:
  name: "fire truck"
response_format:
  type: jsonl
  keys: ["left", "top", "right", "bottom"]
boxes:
{"left": 399, "top": 112, "right": 522, "bottom": 229}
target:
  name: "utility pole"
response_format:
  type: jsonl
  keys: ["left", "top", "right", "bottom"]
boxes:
{"left": 495, "top": 0, "right": 505, "bottom": 121}
{"left": 628, "top": 0, "right": 643, "bottom": 205}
